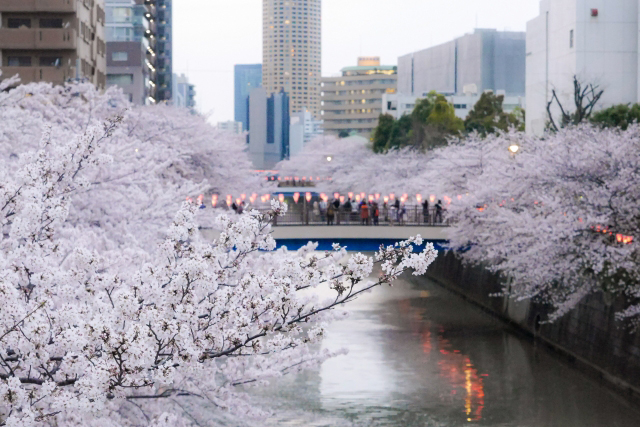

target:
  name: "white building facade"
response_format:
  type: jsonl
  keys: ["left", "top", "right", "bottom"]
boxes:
{"left": 526, "top": 0, "right": 639, "bottom": 135}
{"left": 290, "top": 110, "right": 323, "bottom": 157}
{"left": 382, "top": 92, "right": 525, "bottom": 120}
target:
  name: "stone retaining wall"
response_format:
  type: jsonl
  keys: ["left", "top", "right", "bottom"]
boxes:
{"left": 427, "top": 251, "right": 640, "bottom": 400}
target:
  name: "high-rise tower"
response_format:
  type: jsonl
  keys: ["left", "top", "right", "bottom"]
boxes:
{"left": 262, "top": 0, "right": 321, "bottom": 118}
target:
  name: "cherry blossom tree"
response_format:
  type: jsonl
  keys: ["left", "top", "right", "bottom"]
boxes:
{"left": 430, "top": 126, "right": 640, "bottom": 322}
{"left": 0, "top": 79, "right": 438, "bottom": 426}
{"left": 0, "top": 78, "right": 260, "bottom": 248}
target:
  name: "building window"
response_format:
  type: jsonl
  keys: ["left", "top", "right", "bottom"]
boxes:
{"left": 39, "top": 57, "right": 62, "bottom": 67}
{"left": 107, "top": 74, "right": 134, "bottom": 85}
{"left": 40, "top": 18, "right": 64, "bottom": 28}
{"left": 7, "top": 56, "right": 32, "bottom": 67}
{"left": 112, "top": 52, "right": 128, "bottom": 61}
{"left": 7, "top": 18, "right": 31, "bottom": 28}
{"left": 570, "top": 29, "right": 574, "bottom": 48}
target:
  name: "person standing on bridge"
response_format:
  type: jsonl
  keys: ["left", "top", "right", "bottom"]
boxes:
{"left": 435, "top": 200, "right": 444, "bottom": 224}
{"left": 319, "top": 198, "right": 327, "bottom": 223}
{"left": 360, "top": 201, "right": 370, "bottom": 225}
{"left": 327, "top": 202, "right": 336, "bottom": 225}
{"left": 313, "top": 200, "right": 320, "bottom": 222}
{"left": 422, "top": 199, "right": 430, "bottom": 225}
{"left": 372, "top": 202, "right": 380, "bottom": 226}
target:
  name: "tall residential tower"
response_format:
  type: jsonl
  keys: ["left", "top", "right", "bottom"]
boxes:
{"left": 262, "top": 0, "right": 321, "bottom": 118}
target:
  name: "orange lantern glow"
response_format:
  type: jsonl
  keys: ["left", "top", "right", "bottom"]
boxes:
{"left": 334, "top": 192, "right": 340, "bottom": 199}
{"left": 457, "top": 195, "right": 462, "bottom": 200}
{"left": 211, "top": 195, "right": 218, "bottom": 207}
{"left": 293, "top": 192, "right": 300, "bottom": 203}
{"left": 226, "top": 195, "right": 232, "bottom": 207}
{"left": 348, "top": 192, "right": 354, "bottom": 200}
{"left": 340, "top": 196, "right": 345, "bottom": 204}
{"left": 384, "top": 196, "right": 389, "bottom": 203}
{"left": 390, "top": 193, "right": 395, "bottom": 201}
{"left": 360, "top": 192, "right": 366, "bottom": 200}
{"left": 416, "top": 194, "right": 422, "bottom": 203}
{"left": 430, "top": 194, "right": 436, "bottom": 203}
{"left": 369, "top": 195, "right": 374, "bottom": 202}
{"left": 320, "top": 193, "right": 327, "bottom": 201}
{"left": 305, "top": 192, "right": 312, "bottom": 202}
{"left": 240, "top": 194, "right": 246, "bottom": 201}
{"left": 375, "top": 193, "right": 380, "bottom": 200}
{"left": 355, "top": 195, "right": 361, "bottom": 202}
{"left": 278, "top": 194, "right": 285, "bottom": 203}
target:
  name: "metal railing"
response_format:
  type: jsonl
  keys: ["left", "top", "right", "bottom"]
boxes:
{"left": 243, "top": 205, "right": 451, "bottom": 227}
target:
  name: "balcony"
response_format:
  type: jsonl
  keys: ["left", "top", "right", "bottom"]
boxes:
{"left": 0, "top": 29, "right": 77, "bottom": 50}
{"left": 0, "top": 0, "right": 76, "bottom": 13}
{"left": 0, "top": 66, "right": 74, "bottom": 86}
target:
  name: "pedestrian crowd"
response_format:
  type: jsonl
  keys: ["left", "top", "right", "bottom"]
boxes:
{"left": 316, "top": 197, "right": 446, "bottom": 226}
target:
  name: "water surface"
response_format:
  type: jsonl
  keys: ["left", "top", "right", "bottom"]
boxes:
{"left": 246, "top": 271, "right": 640, "bottom": 426}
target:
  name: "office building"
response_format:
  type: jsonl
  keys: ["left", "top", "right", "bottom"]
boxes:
{"left": 526, "top": 0, "right": 640, "bottom": 135}
{"left": 172, "top": 73, "right": 195, "bottom": 109}
{"left": 234, "top": 64, "right": 262, "bottom": 131}
{"left": 290, "top": 109, "right": 323, "bottom": 156}
{"left": 262, "top": 0, "right": 321, "bottom": 118}
{"left": 217, "top": 121, "right": 243, "bottom": 134}
{"left": 398, "top": 29, "right": 526, "bottom": 98}
{"left": 321, "top": 57, "right": 397, "bottom": 136}
{"left": 105, "top": 0, "right": 154, "bottom": 104}
{"left": 0, "top": 0, "right": 107, "bottom": 88}
{"left": 248, "top": 87, "right": 290, "bottom": 170}
{"left": 382, "top": 91, "right": 525, "bottom": 120}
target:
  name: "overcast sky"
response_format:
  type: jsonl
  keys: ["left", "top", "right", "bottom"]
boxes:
{"left": 173, "top": 0, "right": 541, "bottom": 124}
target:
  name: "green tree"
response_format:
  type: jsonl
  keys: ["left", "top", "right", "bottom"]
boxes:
{"left": 591, "top": 103, "right": 640, "bottom": 130}
{"left": 372, "top": 92, "right": 464, "bottom": 153}
{"left": 372, "top": 114, "right": 395, "bottom": 153}
{"left": 338, "top": 130, "right": 351, "bottom": 138}
{"left": 413, "top": 92, "right": 464, "bottom": 150}
{"left": 464, "top": 92, "right": 524, "bottom": 135}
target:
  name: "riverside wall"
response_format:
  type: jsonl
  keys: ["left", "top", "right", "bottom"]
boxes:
{"left": 426, "top": 251, "right": 640, "bottom": 400}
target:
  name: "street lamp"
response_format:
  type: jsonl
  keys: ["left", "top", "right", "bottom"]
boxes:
{"left": 326, "top": 155, "right": 333, "bottom": 162}
{"left": 508, "top": 144, "right": 520, "bottom": 154}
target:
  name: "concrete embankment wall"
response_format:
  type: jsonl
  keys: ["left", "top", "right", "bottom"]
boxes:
{"left": 426, "top": 251, "right": 640, "bottom": 401}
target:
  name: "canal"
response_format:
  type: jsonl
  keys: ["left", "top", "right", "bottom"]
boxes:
{"left": 242, "top": 268, "right": 640, "bottom": 426}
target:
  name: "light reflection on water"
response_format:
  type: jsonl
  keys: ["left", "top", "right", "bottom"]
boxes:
{"left": 243, "top": 269, "right": 640, "bottom": 427}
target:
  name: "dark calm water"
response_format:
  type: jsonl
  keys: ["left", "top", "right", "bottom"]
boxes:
{"left": 239, "top": 270, "right": 640, "bottom": 427}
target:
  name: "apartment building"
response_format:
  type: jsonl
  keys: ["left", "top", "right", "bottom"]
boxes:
{"left": 150, "top": 0, "right": 171, "bottom": 102}
{"left": 0, "top": 0, "right": 107, "bottom": 88}
{"left": 105, "top": 0, "right": 153, "bottom": 104}
{"left": 262, "top": 0, "right": 321, "bottom": 118}
{"left": 321, "top": 57, "right": 397, "bottom": 137}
